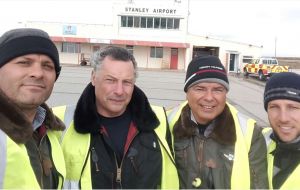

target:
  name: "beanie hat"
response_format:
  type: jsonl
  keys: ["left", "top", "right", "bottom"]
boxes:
{"left": 184, "top": 55, "right": 229, "bottom": 92}
{"left": 264, "top": 72, "right": 300, "bottom": 110}
{"left": 0, "top": 28, "right": 61, "bottom": 79}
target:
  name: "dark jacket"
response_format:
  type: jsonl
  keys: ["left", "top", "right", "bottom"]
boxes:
{"left": 0, "top": 90, "right": 65, "bottom": 189}
{"left": 73, "top": 83, "right": 163, "bottom": 189}
{"left": 173, "top": 103, "right": 269, "bottom": 189}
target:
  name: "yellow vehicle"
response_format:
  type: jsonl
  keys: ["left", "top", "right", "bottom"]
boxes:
{"left": 243, "top": 57, "right": 289, "bottom": 80}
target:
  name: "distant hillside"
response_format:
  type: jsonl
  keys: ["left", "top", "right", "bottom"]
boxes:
{"left": 277, "top": 57, "right": 300, "bottom": 69}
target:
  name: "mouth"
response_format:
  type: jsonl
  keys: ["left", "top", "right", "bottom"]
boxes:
{"left": 110, "top": 98, "right": 125, "bottom": 103}
{"left": 201, "top": 105, "right": 215, "bottom": 111}
{"left": 279, "top": 126, "right": 293, "bottom": 133}
{"left": 22, "top": 84, "right": 46, "bottom": 90}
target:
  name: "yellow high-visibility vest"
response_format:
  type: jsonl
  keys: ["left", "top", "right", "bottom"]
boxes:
{"left": 0, "top": 129, "right": 65, "bottom": 189}
{"left": 53, "top": 105, "right": 179, "bottom": 189}
{"left": 263, "top": 128, "right": 300, "bottom": 190}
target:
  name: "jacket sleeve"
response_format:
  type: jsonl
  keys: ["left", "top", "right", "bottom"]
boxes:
{"left": 249, "top": 124, "right": 269, "bottom": 189}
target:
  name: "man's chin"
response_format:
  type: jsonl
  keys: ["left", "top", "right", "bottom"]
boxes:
{"left": 16, "top": 99, "right": 45, "bottom": 109}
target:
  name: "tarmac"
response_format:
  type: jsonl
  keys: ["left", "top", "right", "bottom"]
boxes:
{"left": 47, "top": 65, "right": 300, "bottom": 128}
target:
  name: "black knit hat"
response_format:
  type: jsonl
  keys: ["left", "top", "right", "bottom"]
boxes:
{"left": 0, "top": 28, "right": 61, "bottom": 79}
{"left": 264, "top": 72, "right": 300, "bottom": 110}
{"left": 184, "top": 55, "right": 229, "bottom": 92}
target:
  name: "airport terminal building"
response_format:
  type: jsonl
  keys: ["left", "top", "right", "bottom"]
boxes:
{"left": 24, "top": 0, "right": 262, "bottom": 72}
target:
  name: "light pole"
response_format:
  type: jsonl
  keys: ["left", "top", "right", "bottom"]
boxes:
{"left": 274, "top": 36, "right": 277, "bottom": 58}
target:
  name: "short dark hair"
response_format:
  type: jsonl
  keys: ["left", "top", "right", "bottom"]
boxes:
{"left": 91, "top": 46, "right": 137, "bottom": 78}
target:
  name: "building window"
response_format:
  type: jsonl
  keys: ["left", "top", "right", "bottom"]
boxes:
{"left": 160, "top": 18, "right": 166, "bottom": 29}
{"left": 121, "top": 16, "right": 180, "bottom": 30}
{"left": 174, "top": 19, "right": 179, "bottom": 29}
{"left": 154, "top": 18, "right": 160, "bottom": 29}
{"left": 126, "top": 45, "right": 134, "bottom": 55}
{"left": 242, "top": 56, "right": 253, "bottom": 63}
{"left": 141, "top": 17, "right": 147, "bottom": 28}
{"left": 147, "top": 17, "right": 153, "bottom": 28}
{"left": 128, "top": 16, "right": 133, "bottom": 27}
{"left": 121, "top": 16, "right": 127, "bottom": 27}
{"left": 134, "top": 16, "right": 140, "bottom": 28}
{"left": 167, "top": 18, "right": 173, "bottom": 29}
{"left": 62, "top": 42, "right": 80, "bottom": 53}
{"left": 150, "top": 47, "right": 163, "bottom": 58}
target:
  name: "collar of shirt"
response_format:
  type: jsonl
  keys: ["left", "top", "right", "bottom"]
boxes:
{"left": 190, "top": 109, "right": 214, "bottom": 137}
{"left": 32, "top": 106, "right": 46, "bottom": 131}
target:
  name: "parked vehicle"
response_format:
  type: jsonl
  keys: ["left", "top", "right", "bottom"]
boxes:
{"left": 243, "top": 57, "right": 290, "bottom": 80}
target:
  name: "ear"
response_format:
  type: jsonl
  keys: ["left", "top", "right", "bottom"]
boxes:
{"left": 91, "top": 70, "right": 96, "bottom": 86}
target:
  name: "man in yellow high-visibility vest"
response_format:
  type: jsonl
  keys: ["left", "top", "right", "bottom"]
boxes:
{"left": 167, "top": 55, "right": 269, "bottom": 189}
{"left": 0, "top": 28, "right": 65, "bottom": 189}
{"left": 54, "top": 46, "right": 179, "bottom": 189}
{"left": 263, "top": 72, "right": 300, "bottom": 189}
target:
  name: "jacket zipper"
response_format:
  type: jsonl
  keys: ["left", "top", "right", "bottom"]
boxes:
{"left": 38, "top": 134, "right": 47, "bottom": 188}
{"left": 197, "top": 138, "right": 205, "bottom": 173}
{"left": 115, "top": 153, "right": 123, "bottom": 188}
{"left": 251, "top": 168, "right": 258, "bottom": 187}
{"left": 115, "top": 131, "right": 139, "bottom": 188}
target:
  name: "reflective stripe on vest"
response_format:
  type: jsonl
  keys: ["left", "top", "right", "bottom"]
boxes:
{"left": 265, "top": 136, "right": 300, "bottom": 189}
{"left": 58, "top": 105, "right": 179, "bottom": 189}
{"left": 168, "top": 102, "right": 254, "bottom": 189}
{"left": 52, "top": 105, "right": 76, "bottom": 142}
{"left": 151, "top": 105, "right": 179, "bottom": 189}
{"left": 63, "top": 179, "right": 80, "bottom": 189}
{"left": 262, "top": 127, "right": 273, "bottom": 147}
{"left": 0, "top": 130, "right": 40, "bottom": 189}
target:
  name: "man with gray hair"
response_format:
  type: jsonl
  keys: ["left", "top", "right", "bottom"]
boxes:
{"left": 53, "top": 46, "right": 179, "bottom": 189}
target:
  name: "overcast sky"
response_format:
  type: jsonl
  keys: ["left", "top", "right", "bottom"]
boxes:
{"left": 1, "top": 0, "right": 299, "bottom": 57}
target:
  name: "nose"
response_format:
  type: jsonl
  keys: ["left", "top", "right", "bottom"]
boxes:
{"left": 203, "top": 89, "right": 214, "bottom": 101}
{"left": 278, "top": 110, "right": 289, "bottom": 123}
{"left": 30, "top": 62, "right": 44, "bottom": 78}
{"left": 114, "top": 81, "right": 124, "bottom": 96}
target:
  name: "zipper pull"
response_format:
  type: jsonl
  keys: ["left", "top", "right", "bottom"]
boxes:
{"left": 91, "top": 147, "right": 100, "bottom": 172}
{"left": 116, "top": 168, "right": 121, "bottom": 183}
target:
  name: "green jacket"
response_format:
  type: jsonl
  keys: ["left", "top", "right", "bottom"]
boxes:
{"left": 168, "top": 102, "right": 269, "bottom": 189}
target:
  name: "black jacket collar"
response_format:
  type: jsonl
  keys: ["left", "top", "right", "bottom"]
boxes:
{"left": 271, "top": 133, "right": 300, "bottom": 152}
{"left": 74, "top": 83, "right": 159, "bottom": 134}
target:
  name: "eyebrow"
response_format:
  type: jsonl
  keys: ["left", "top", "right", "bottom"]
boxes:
{"left": 105, "top": 74, "right": 134, "bottom": 81}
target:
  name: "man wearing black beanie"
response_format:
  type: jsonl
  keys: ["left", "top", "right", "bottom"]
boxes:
{"left": 0, "top": 28, "right": 65, "bottom": 188}
{"left": 168, "top": 55, "right": 268, "bottom": 189}
{"left": 263, "top": 72, "right": 300, "bottom": 189}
